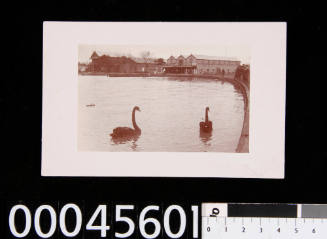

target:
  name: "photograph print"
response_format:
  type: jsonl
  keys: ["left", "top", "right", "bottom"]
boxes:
{"left": 42, "top": 22, "right": 286, "bottom": 178}
{"left": 78, "top": 45, "right": 250, "bottom": 153}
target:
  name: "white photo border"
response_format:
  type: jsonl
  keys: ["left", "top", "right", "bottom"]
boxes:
{"left": 42, "top": 22, "right": 286, "bottom": 178}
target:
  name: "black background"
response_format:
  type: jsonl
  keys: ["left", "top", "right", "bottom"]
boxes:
{"left": 1, "top": 0, "right": 326, "bottom": 236}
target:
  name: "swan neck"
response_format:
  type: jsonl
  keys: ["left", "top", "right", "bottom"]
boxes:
{"left": 205, "top": 109, "right": 209, "bottom": 122}
{"left": 132, "top": 109, "right": 140, "bottom": 131}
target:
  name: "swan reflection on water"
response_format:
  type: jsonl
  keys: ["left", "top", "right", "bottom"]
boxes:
{"left": 199, "top": 131, "right": 212, "bottom": 147}
{"left": 110, "top": 135, "right": 140, "bottom": 151}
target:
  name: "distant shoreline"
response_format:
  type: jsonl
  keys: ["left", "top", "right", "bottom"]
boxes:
{"left": 79, "top": 71, "right": 236, "bottom": 80}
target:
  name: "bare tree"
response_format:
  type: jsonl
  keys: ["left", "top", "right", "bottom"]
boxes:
{"left": 140, "top": 51, "right": 151, "bottom": 72}
{"left": 140, "top": 51, "right": 151, "bottom": 62}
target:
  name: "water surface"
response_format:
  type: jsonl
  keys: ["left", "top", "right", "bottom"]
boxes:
{"left": 78, "top": 76, "right": 244, "bottom": 152}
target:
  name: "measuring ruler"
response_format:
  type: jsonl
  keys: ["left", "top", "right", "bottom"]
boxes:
{"left": 202, "top": 203, "right": 327, "bottom": 239}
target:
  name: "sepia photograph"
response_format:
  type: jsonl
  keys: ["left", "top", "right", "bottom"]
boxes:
{"left": 78, "top": 45, "right": 250, "bottom": 152}
{"left": 42, "top": 22, "right": 285, "bottom": 178}
{"left": 5, "top": 3, "right": 327, "bottom": 237}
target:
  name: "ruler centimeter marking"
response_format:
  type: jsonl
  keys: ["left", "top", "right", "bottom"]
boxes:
{"left": 202, "top": 203, "right": 327, "bottom": 239}
{"left": 203, "top": 217, "right": 327, "bottom": 239}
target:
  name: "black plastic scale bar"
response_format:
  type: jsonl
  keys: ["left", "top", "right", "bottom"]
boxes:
{"left": 228, "top": 203, "right": 298, "bottom": 218}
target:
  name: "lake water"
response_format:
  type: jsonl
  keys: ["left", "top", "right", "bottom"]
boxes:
{"left": 78, "top": 75, "right": 245, "bottom": 152}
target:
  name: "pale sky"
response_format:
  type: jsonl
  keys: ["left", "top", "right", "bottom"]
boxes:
{"left": 79, "top": 44, "right": 251, "bottom": 64}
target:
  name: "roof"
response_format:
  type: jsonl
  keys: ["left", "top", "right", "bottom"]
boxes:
{"left": 177, "top": 55, "right": 188, "bottom": 59}
{"left": 193, "top": 54, "right": 239, "bottom": 61}
{"left": 90, "top": 51, "right": 100, "bottom": 59}
{"left": 167, "top": 55, "right": 189, "bottom": 60}
{"left": 93, "top": 55, "right": 136, "bottom": 64}
{"left": 167, "top": 54, "right": 239, "bottom": 61}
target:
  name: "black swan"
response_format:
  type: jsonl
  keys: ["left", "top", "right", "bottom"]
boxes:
{"left": 110, "top": 106, "right": 141, "bottom": 140}
{"left": 199, "top": 107, "right": 213, "bottom": 133}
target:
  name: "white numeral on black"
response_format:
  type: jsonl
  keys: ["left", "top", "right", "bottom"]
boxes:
{"left": 115, "top": 205, "right": 135, "bottom": 238}
{"left": 59, "top": 204, "right": 82, "bottom": 237}
{"left": 164, "top": 205, "right": 186, "bottom": 238}
{"left": 191, "top": 205, "right": 199, "bottom": 238}
{"left": 139, "top": 205, "right": 161, "bottom": 239}
{"left": 86, "top": 205, "right": 110, "bottom": 237}
{"left": 34, "top": 205, "right": 57, "bottom": 238}
{"left": 9, "top": 204, "right": 200, "bottom": 239}
{"left": 9, "top": 205, "right": 32, "bottom": 238}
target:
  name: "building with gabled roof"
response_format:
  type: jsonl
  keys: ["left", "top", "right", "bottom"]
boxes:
{"left": 87, "top": 52, "right": 165, "bottom": 74}
{"left": 165, "top": 54, "right": 241, "bottom": 75}
{"left": 90, "top": 51, "right": 100, "bottom": 60}
{"left": 88, "top": 53, "right": 137, "bottom": 73}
